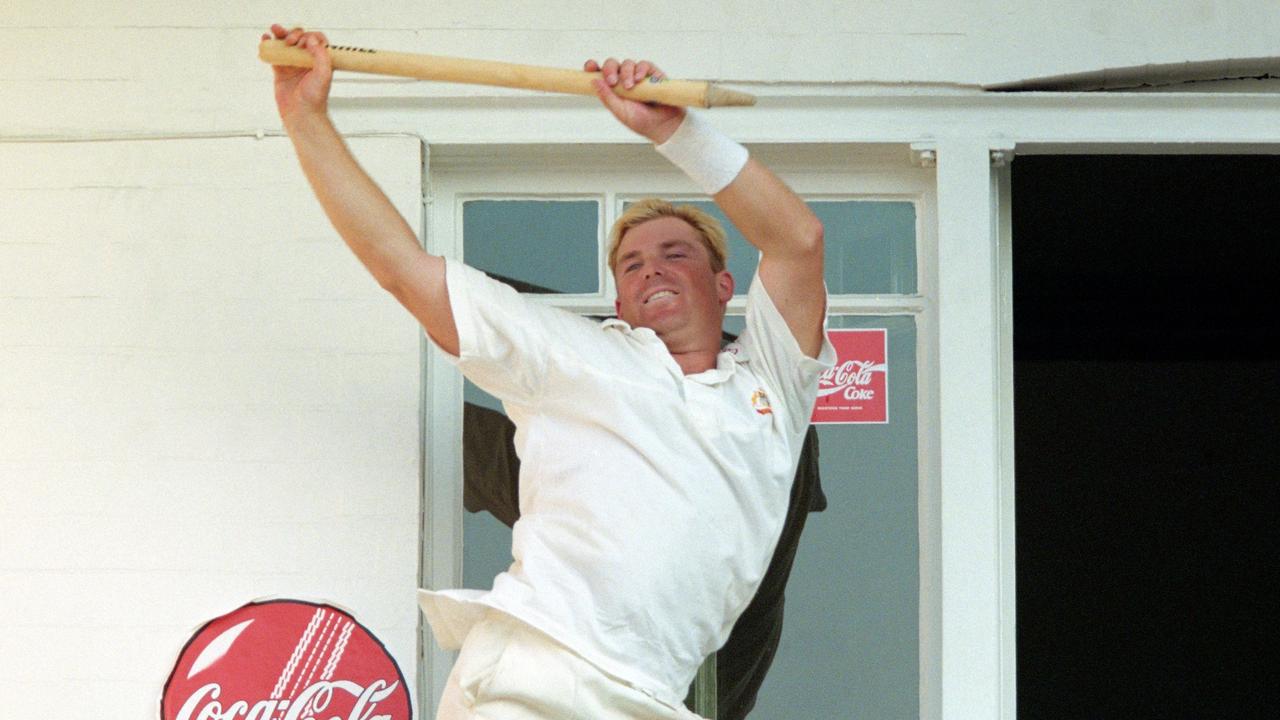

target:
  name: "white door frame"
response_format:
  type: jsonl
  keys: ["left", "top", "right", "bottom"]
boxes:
{"left": 386, "top": 88, "right": 1280, "bottom": 720}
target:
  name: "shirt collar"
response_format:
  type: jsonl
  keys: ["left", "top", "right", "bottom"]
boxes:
{"left": 600, "top": 319, "right": 745, "bottom": 384}
{"left": 686, "top": 348, "right": 741, "bottom": 384}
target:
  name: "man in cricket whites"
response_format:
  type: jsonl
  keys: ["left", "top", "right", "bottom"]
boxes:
{"left": 265, "top": 23, "right": 834, "bottom": 720}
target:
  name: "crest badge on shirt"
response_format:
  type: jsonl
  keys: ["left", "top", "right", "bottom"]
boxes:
{"left": 811, "top": 328, "right": 889, "bottom": 424}
{"left": 751, "top": 388, "right": 773, "bottom": 415}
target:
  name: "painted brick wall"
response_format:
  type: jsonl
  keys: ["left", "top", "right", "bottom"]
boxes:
{"left": 0, "top": 135, "right": 423, "bottom": 716}
{"left": 2, "top": 2, "right": 1276, "bottom": 135}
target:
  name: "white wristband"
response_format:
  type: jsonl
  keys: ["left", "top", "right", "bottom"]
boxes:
{"left": 654, "top": 111, "right": 749, "bottom": 196}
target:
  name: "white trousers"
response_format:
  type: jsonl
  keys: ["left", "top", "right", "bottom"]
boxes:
{"left": 436, "top": 610, "right": 706, "bottom": 720}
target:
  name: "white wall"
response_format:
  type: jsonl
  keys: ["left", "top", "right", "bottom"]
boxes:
{"left": 3, "top": 2, "right": 1277, "bottom": 136}
{"left": 0, "top": 135, "right": 423, "bottom": 716}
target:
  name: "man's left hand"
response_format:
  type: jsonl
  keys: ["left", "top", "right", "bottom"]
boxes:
{"left": 584, "top": 58, "right": 685, "bottom": 144}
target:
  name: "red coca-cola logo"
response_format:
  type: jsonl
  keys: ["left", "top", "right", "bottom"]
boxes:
{"left": 812, "top": 328, "right": 889, "bottom": 424}
{"left": 161, "top": 600, "right": 411, "bottom": 720}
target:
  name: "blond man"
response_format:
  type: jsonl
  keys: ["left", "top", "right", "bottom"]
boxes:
{"left": 266, "top": 23, "right": 833, "bottom": 719}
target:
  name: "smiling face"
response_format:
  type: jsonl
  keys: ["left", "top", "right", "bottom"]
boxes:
{"left": 612, "top": 215, "right": 734, "bottom": 346}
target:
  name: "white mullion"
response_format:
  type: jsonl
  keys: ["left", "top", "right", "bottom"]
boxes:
{"left": 914, "top": 154, "right": 944, "bottom": 720}
{"left": 421, "top": 169, "right": 465, "bottom": 720}
{"left": 796, "top": 296, "right": 928, "bottom": 316}
{"left": 995, "top": 160, "right": 1017, "bottom": 720}
{"left": 528, "top": 295, "right": 929, "bottom": 317}
{"left": 524, "top": 303, "right": 929, "bottom": 318}
{"left": 934, "top": 139, "right": 1004, "bottom": 720}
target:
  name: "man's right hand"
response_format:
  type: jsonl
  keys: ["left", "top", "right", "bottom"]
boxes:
{"left": 263, "top": 24, "right": 333, "bottom": 127}
{"left": 263, "top": 24, "right": 459, "bottom": 357}
{"left": 584, "top": 58, "right": 685, "bottom": 145}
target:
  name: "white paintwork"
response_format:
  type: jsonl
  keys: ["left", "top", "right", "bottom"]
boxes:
{"left": 0, "top": 135, "right": 424, "bottom": 717}
{"left": 3, "top": 2, "right": 1277, "bottom": 137}
{"left": 996, "top": 158, "right": 1018, "bottom": 720}
{"left": 934, "top": 140, "right": 1003, "bottom": 718}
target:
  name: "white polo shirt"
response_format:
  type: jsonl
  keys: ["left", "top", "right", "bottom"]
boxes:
{"left": 419, "top": 259, "right": 834, "bottom": 706}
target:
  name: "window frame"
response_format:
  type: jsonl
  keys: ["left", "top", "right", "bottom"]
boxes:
{"left": 419, "top": 141, "right": 939, "bottom": 717}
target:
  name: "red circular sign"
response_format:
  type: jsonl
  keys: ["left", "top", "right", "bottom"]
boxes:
{"left": 162, "top": 599, "right": 411, "bottom": 720}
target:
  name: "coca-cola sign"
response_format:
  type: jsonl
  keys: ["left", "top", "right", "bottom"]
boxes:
{"left": 162, "top": 600, "right": 411, "bottom": 720}
{"left": 812, "top": 329, "right": 888, "bottom": 424}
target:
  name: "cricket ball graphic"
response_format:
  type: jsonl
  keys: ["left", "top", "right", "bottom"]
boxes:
{"left": 161, "top": 600, "right": 411, "bottom": 720}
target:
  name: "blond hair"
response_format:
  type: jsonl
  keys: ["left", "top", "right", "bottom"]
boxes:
{"left": 607, "top": 199, "right": 728, "bottom": 274}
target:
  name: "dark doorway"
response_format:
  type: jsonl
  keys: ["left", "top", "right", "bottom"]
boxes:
{"left": 1013, "top": 155, "right": 1279, "bottom": 719}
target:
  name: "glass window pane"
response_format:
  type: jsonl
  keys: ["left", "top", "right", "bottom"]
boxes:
{"left": 463, "top": 200, "right": 599, "bottom": 293}
{"left": 626, "top": 199, "right": 916, "bottom": 295}
{"left": 753, "top": 314, "right": 919, "bottom": 717}
{"left": 814, "top": 200, "right": 917, "bottom": 294}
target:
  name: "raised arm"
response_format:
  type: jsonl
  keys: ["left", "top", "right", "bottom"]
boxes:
{"left": 265, "top": 25, "right": 459, "bottom": 355}
{"left": 713, "top": 158, "right": 825, "bottom": 357}
{"left": 588, "top": 58, "right": 826, "bottom": 358}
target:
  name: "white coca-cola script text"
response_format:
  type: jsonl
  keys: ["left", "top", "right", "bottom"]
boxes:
{"left": 174, "top": 679, "right": 399, "bottom": 720}
{"left": 816, "top": 360, "right": 884, "bottom": 401}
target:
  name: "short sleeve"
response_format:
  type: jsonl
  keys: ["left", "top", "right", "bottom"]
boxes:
{"left": 736, "top": 275, "right": 836, "bottom": 437}
{"left": 436, "top": 259, "right": 597, "bottom": 406}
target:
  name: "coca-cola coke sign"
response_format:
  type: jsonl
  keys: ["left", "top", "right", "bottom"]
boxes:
{"left": 812, "top": 329, "right": 888, "bottom": 424}
{"left": 162, "top": 600, "right": 411, "bottom": 720}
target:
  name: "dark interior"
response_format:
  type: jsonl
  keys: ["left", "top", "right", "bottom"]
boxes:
{"left": 1013, "top": 155, "right": 1279, "bottom": 718}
